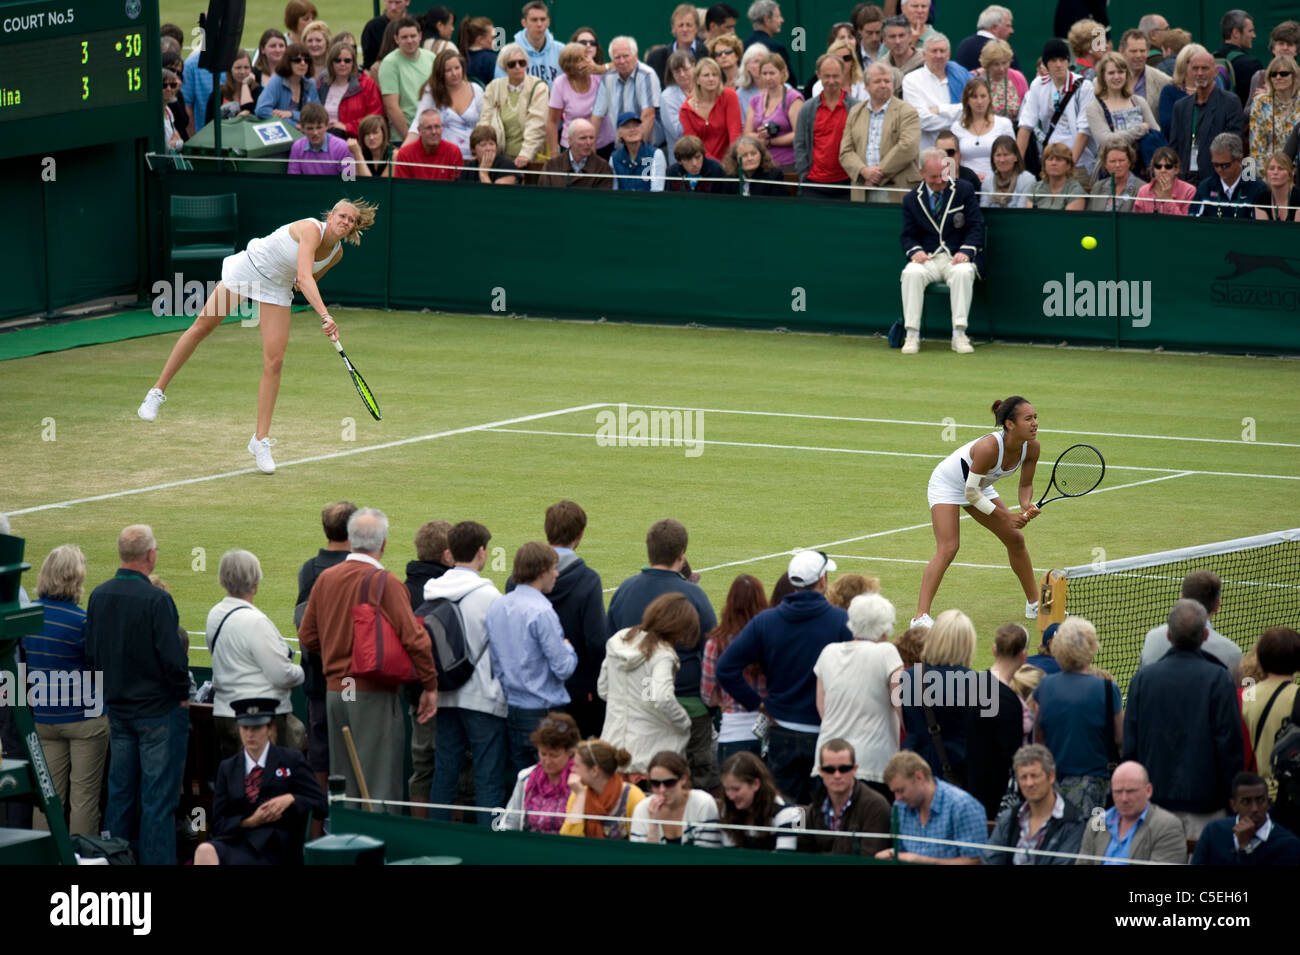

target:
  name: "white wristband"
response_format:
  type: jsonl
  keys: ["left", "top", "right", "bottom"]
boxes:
{"left": 964, "top": 471, "right": 996, "bottom": 515}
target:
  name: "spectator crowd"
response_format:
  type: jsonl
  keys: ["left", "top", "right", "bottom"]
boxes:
{"left": 152, "top": 1, "right": 1300, "bottom": 217}
{"left": 5, "top": 500, "right": 1299, "bottom": 865}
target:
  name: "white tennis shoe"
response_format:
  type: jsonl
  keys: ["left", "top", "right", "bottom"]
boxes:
{"left": 910, "top": 613, "right": 934, "bottom": 628}
{"left": 901, "top": 332, "right": 921, "bottom": 355}
{"left": 248, "top": 434, "right": 277, "bottom": 474}
{"left": 1025, "top": 600, "right": 1039, "bottom": 620}
{"left": 952, "top": 331, "right": 974, "bottom": 354}
{"left": 137, "top": 388, "right": 165, "bottom": 421}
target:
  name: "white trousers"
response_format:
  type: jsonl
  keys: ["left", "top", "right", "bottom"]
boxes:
{"left": 900, "top": 251, "right": 976, "bottom": 333}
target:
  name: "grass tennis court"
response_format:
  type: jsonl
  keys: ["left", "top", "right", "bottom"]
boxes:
{"left": 5, "top": 307, "right": 1298, "bottom": 671}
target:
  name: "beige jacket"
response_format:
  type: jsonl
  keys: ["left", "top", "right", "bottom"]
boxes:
{"left": 1074, "top": 802, "right": 1187, "bottom": 865}
{"left": 839, "top": 96, "right": 922, "bottom": 202}
{"left": 478, "top": 76, "right": 549, "bottom": 162}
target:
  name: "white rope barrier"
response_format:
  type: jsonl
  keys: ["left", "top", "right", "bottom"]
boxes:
{"left": 146, "top": 150, "right": 1297, "bottom": 213}
{"left": 327, "top": 795, "right": 1178, "bottom": 864}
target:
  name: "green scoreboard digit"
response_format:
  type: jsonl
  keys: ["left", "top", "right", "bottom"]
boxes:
{"left": 0, "top": 0, "right": 158, "bottom": 159}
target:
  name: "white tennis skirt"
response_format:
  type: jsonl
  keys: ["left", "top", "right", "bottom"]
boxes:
{"left": 220, "top": 251, "right": 294, "bottom": 307}
{"left": 927, "top": 467, "right": 1000, "bottom": 509}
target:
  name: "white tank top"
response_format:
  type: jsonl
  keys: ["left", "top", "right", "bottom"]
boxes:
{"left": 244, "top": 219, "right": 340, "bottom": 288}
{"left": 937, "top": 430, "right": 1028, "bottom": 491}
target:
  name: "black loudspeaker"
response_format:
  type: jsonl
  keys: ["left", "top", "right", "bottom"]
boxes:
{"left": 198, "top": 0, "right": 247, "bottom": 72}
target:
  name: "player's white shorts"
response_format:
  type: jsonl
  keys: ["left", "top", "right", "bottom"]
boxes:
{"left": 221, "top": 251, "right": 293, "bottom": 307}
{"left": 927, "top": 467, "right": 1000, "bottom": 509}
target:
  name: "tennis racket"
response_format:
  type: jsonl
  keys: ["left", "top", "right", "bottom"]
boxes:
{"left": 334, "top": 337, "right": 382, "bottom": 421}
{"left": 1035, "top": 443, "right": 1104, "bottom": 506}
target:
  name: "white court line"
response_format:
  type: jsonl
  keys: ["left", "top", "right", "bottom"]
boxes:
{"left": 484, "top": 428, "right": 1298, "bottom": 482}
{"left": 624, "top": 404, "right": 1300, "bottom": 449}
{"left": 8, "top": 404, "right": 607, "bottom": 516}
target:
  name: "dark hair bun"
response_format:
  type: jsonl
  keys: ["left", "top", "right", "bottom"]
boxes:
{"left": 614, "top": 747, "right": 632, "bottom": 768}
{"left": 991, "top": 399, "right": 1003, "bottom": 415}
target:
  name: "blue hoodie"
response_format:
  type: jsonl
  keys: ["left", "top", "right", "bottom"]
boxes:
{"left": 716, "top": 590, "right": 851, "bottom": 727}
{"left": 497, "top": 27, "right": 561, "bottom": 84}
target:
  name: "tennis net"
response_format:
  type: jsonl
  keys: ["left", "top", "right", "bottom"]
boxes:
{"left": 1062, "top": 529, "right": 1300, "bottom": 692}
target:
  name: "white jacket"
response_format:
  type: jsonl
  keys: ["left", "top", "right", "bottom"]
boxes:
{"left": 598, "top": 628, "right": 691, "bottom": 775}
{"left": 205, "top": 596, "right": 303, "bottom": 718}
{"left": 423, "top": 567, "right": 506, "bottom": 718}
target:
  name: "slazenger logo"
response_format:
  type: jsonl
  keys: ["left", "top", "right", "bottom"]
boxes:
{"left": 1041, "top": 273, "right": 1151, "bottom": 327}
{"left": 1210, "top": 253, "right": 1300, "bottom": 311}
{"left": 50, "top": 886, "right": 151, "bottom": 935}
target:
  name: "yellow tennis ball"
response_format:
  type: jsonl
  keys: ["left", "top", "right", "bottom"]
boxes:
{"left": 1081, "top": 235, "right": 1097, "bottom": 250}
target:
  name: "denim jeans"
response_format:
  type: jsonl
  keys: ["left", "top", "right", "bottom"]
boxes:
{"left": 430, "top": 707, "right": 507, "bottom": 826}
{"left": 765, "top": 724, "right": 819, "bottom": 804}
{"left": 506, "top": 707, "right": 552, "bottom": 780}
{"left": 105, "top": 705, "right": 189, "bottom": 865}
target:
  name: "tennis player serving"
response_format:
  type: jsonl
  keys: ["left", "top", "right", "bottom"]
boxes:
{"left": 137, "top": 198, "right": 378, "bottom": 474}
{"left": 912, "top": 396, "right": 1041, "bottom": 628}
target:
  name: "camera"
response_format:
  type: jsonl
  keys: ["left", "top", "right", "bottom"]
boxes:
{"left": 762, "top": 121, "right": 780, "bottom": 137}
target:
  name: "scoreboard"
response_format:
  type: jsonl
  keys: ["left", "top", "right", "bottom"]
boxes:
{"left": 0, "top": 1, "right": 158, "bottom": 159}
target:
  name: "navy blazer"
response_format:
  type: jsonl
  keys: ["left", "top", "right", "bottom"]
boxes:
{"left": 900, "top": 179, "right": 986, "bottom": 277}
{"left": 212, "top": 743, "right": 326, "bottom": 864}
{"left": 1192, "top": 817, "right": 1300, "bottom": 865}
{"left": 1168, "top": 88, "right": 1245, "bottom": 184}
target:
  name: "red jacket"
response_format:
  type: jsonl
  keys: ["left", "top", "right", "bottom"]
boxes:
{"left": 679, "top": 87, "right": 742, "bottom": 161}
{"left": 317, "top": 72, "right": 383, "bottom": 137}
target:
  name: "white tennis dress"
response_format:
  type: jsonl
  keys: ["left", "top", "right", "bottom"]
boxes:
{"left": 927, "top": 430, "right": 1027, "bottom": 508}
{"left": 220, "top": 219, "right": 340, "bottom": 307}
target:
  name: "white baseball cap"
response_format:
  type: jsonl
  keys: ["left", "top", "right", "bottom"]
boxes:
{"left": 787, "top": 550, "right": 836, "bottom": 587}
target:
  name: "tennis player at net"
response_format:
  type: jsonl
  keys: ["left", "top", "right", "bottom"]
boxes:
{"left": 913, "top": 396, "right": 1040, "bottom": 628}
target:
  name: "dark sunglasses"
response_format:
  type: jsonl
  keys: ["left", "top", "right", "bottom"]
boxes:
{"left": 648, "top": 776, "right": 680, "bottom": 789}
{"left": 943, "top": 147, "right": 958, "bottom": 156}
{"left": 1152, "top": 161, "right": 1176, "bottom": 169}
{"left": 714, "top": 47, "right": 735, "bottom": 55}
{"left": 291, "top": 55, "right": 311, "bottom": 63}
{"left": 577, "top": 39, "right": 597, "bottom": 47}
{"left": 841, "top": 56, "right": 853, "bottom": 62}
{"left": 1270, "top": 70, "right": 1293, "bottom": 78}
{"left": 1211, "top": 160, "right": 1235, "bottom": 169}
{"left": 506, "top": 59, "right": 527, "bottom": 67}
{"left": 333, "top": 56, "right": 354, "bottom": 64}
{"left": 820, "top": 764, "right": 855, "bottom": 775}
{"left": 164, "top": 81, "right": 180, "bottom": 88}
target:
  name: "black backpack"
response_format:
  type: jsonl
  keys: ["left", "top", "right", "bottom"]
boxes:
{"left": 416, "top": 592, "right": 487, "bottom": 691}
{"left": 1269, "top": 688, "right": 1300, "bottom": 811}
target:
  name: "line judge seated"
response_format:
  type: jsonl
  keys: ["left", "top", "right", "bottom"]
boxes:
{"left": 194, "top": 697, "right": 327, "bottom": 866}
{"left": 898, "top": 147, "right": 984, "bottom": 355}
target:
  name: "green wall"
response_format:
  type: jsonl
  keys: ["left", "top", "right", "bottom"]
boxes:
{"left": 1, "top": 142, "right": 145, "bottom": 321}
{"left": 150, "top": 172, "right": 1300, "bottom": 354}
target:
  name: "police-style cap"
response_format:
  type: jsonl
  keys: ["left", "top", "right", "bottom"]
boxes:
{"left": 233, "top": 698, "right": 278, "bottom": 726}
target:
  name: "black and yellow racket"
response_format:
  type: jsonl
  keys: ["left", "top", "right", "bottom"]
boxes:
{"left": 333, "top": 337, "right": 381, "bottom": 421}
{"left": 1036, "top": 443, "right": 1104, "bottom": 506}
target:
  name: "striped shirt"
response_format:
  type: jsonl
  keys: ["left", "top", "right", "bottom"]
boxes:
{"left": 592, "top": 63, "right": 661, "bottom": 131}
{"left": 23, "top": 599, "right": 92, "bottom": 723}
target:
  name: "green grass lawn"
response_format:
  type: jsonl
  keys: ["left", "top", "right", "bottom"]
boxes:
{"left": 161, "top": 1, "right": 379, "bottom": 57}
{"left": 5, "top": 308, "right": 1298, "bottom": 674}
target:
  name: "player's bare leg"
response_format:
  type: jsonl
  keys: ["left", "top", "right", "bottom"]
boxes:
{"left": 967, "top": 499, "right": 1038, "bottom": 602}
{"left": 254, "top": 304, "right": 292, "bottom": 440}
{"left": 916, "top": 503, "right": 962, "bottom": 620}
{"left": 152, "top": 282, "right": 242, "bottom": 392}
